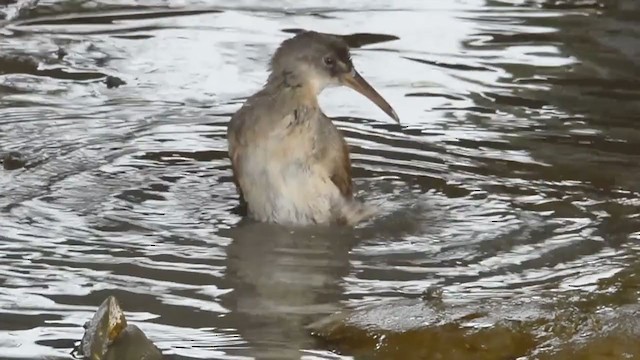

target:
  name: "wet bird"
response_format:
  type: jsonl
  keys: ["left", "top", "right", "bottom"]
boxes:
{"left": 227, "top": 31, "right": 399, "bottom": 226}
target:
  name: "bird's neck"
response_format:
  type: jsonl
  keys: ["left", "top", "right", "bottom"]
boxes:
{"left": 265, "top": 70, "right": 321, "bottom": 108}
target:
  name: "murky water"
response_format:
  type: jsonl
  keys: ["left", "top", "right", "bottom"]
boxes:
{"left": 1, "top": 0, "right": 639, "bottom": 359}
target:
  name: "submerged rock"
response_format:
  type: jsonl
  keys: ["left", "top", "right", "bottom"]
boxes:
{"left": 56, "top": 47, "right": 67, "bottom": 60}
{"left": 308, "top": 297, "right": 640, "bottom": 360}
{"left": 308, "top": 298, "right": 539, "bottom": 360}
{"left": 2, "top": 151, "right": 26, "bottom": 170}
{"left": 539, "top": 305, "right": 640, "bottom": 360}
{"left": 105, "top": 75, "right": 126, "bottom": 89}
{"left": 75, "top": 296, "right": 162, "bottom": 360}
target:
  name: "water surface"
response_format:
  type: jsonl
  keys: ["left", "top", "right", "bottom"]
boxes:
{"left": 1, "top": 0, "right": 639, "bottom": 359}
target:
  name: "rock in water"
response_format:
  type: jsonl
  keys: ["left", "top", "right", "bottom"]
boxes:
{"left": 76, "top": 295, "right": 162, "bottom": 360}
{"left": 105, "top": 76, "right": 126, "bottom": 89}
{"left": 78, "top": 296, "right": 128, "bottom": 359}
{"left": 2, "top": 151, "right": 26, "bottom": 170}
{"left": 308, "top": 297, "right": 640, "bottom": 360}
{"left": 104, "top": 324, "right": 163, "bottom": 360}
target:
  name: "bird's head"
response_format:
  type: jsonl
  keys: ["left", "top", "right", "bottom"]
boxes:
{"left": 269, "top": 31, "right": 399, "bottom": 123}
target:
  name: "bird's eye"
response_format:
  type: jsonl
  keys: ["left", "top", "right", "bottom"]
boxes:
{"left": 323, "top": 56, "right": 335, "bottom": 67}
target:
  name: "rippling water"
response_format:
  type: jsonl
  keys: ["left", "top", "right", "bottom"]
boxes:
{"left": 1, "top": 0, "right": 639, "bottom": 359}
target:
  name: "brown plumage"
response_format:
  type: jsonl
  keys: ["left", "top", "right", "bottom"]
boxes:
{"left": 227, "top": 31, "right": 399, "bottom": 226}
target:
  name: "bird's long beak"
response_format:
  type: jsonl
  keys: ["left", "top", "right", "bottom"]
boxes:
{"left": 341, "top": 70, "right": 400, "bottom": 123}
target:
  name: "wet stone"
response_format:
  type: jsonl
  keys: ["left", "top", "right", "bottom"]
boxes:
{"left": 76, "top": 296, "right": 162, "bottom": 360}
{"left": 105, "top": 76, "right": 126, "bottom": 89}
{"left": 104, "top": 324, "right": 163, "bottom": 360}
{"left": 2, "top": 151, "right": 26, "bottom": 170}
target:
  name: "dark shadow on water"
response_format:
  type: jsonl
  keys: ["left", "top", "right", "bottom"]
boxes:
{"left": 403, "top": 56, "right": 493, "bottom": 72}
{"left": 0, "top": 55, "right": 106, "bottom": 80}
{"left": 14, "top": 8, "right": 224, "bottom": 26}
{"left": 281, "top": 28, "right": 400, "bottom": 49}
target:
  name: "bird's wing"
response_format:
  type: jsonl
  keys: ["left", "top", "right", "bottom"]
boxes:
{"left": 329, "top": 136, "right": 354, "bottom": 198}
{"left": 230, "top": 148, "right": 248, "bottom": 209}
{"left": 227, "top": 115, "right": 248, "bottom": 213}
{"left": 229, "top": 153, "right": 242, "bottom": 195}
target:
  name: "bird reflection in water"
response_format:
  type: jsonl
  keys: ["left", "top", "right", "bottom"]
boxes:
{"left": 219, "top": 221, "right": 356, "bottom": 359}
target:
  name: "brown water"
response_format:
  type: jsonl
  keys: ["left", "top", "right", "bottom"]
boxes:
{"left": 1, "top": 0, "right": 639, "bottom": 359}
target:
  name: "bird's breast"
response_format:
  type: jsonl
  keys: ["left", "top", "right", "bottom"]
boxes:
{"left": 235, "top": 114, "right": 346, "bottom": 224}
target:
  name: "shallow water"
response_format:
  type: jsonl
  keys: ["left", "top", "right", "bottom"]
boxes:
{"left": 0, "top": 0, "right": 639, "bottom": 359}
